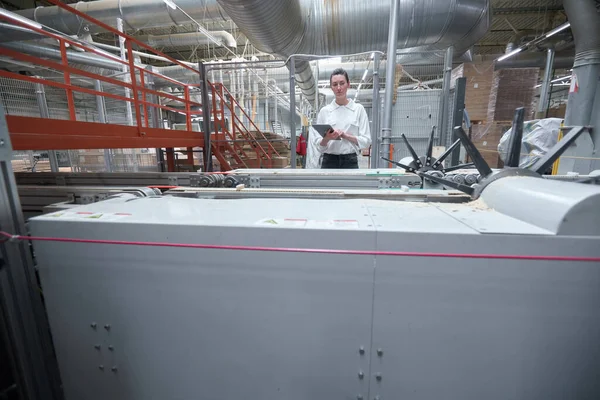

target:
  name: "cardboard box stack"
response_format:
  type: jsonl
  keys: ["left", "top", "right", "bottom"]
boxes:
{"left": 487, "top": 68, "right": 539, "bottom": 121}
{"left": 237, "top": 131, "right": 290, "bottom": 168}
{"left": 453, "top": 60, "right": 496, "bottom": 122}
{"left": 454, "top": 60, "right": 540, "bottom": 167}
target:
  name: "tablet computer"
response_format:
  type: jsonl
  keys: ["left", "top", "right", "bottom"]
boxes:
{"left": 312, "top": 124, "right": 340, "bottom": 139}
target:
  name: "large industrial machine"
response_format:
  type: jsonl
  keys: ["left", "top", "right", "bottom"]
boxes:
{"left": 2, "top": 103, "right": 599, "bottom": 399}
{"left": 1, "top": 0, "right": 600, "bottom": 398}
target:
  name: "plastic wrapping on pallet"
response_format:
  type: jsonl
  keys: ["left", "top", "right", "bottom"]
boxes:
{"left": 497, "top": 118, "right": 563, "bottom": 169}
{"left": 470, "top": 121, "right": 512, "bottom": 168}
{"left": 487, "top": 68, "right": 540, "bottom": 121}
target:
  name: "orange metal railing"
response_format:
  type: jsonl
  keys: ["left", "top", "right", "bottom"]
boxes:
{"left": 210, "top": 82, "right": 281, "bottom": 170}
{"left": 0, "top": 0, "right": 288, "bottom": 172}
{"left": 0, "top": 0, "right": 204, "bottom": 170}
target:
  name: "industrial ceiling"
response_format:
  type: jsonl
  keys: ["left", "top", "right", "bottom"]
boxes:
{"left": 0, "top": 0, "right": 571, "bottom": 63}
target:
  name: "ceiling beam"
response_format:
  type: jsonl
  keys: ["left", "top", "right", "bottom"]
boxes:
{"left": 493, "top": 6, "right": 563, "bottom": 14}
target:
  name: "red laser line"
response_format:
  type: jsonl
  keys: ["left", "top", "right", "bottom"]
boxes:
{"left": 1, "top": 231, "right": 598, "bottom": 262}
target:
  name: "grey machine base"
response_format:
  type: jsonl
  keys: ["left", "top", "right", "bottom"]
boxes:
{"left": 28, "top": 195, "right": 600, "bottom": 400}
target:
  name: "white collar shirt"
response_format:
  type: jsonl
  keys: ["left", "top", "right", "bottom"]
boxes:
{"left": 313, "top": 99, "right": 371, "bottom": 155}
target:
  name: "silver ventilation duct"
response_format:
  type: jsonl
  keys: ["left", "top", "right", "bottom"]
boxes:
{"left": 560, "top": 0, "right": 600, "bottom": 174}
{"left": 216, "top": 0, "right": 490, "bottom": 103}
{"left": 216, "top": 0, "right": 490, "bottom": 57}
{"left": 214, "top": 0, "right": 316, "bottom": 102}
{"left": 0, "top": 41, "right": 124, "bottom": 71}
{"left": 563, "top": 0, "right": 600, "bottom": 127}
{"left": 0, "top": 22, "right": 44, "bottom": 43}
{"left": 15, "top": 0, "right": 229, "bottom": 36}
{"left": 12, "top": 0, "right": 490, "bottom": 108}
{"left": 141, "top": 31, "right": 237, "bottom": 49}
{"left": 302, "top": 0, "right": 490, "bottom": 56}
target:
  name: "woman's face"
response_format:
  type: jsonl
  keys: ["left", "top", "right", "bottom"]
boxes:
{"left": 331, "top": 74, "right": 349, "bottom": 101}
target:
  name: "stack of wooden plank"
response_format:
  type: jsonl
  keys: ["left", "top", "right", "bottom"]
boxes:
{"left": 11, "top": 159, "right": 51, "bottom": 172}
{"left": 239, "top": 130, "right": 290, "bottom": 168}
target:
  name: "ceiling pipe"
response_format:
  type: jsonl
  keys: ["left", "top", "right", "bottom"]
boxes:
{"left": 495, "top": 52, "right": 575, "bottom": 69}
{"left": 215, "top": 0, "right": 316, "bottom": 102}
{"left": 15, "top": 0, "right": 229, "bottom": 36}
{"left": 216, "top": 0, "right": 491, "bottom": 103}
{"left": 298, "top": 0, "right": 490, "bottom": 57}
{"left": 0, "top": 22, "right": 44, "bottom": 42}
{"left": 139, "top": 31, "right": 237, "bottom": 49}
{"left": 0, "top": 41, "right": 124, "bottom": 71}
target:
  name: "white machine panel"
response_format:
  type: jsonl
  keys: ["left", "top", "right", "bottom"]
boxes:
{"left": 28, "top": 195, "right": 600, "bottom": 400}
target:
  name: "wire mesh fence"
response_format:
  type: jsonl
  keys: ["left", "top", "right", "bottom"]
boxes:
{"left": 0, "top": 70, "right": 159, "bottom": 172}
{"left": 1, "top": 45, "right": 462, "bottom": 172}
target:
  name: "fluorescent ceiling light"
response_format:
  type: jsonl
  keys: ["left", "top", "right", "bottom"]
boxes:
{"left": 0, "top": 8, "right": 43, "bottom": 30}
{"left": 163, "top": 0, "right": 177, "bottom": 10}
{"left": 545, "top": 22, "right": 570, "bottom": 38}
{"left": 497, "top": 48, "right": 522, "bottom": 62}
{"left": 551, "top": 75, "right": 571, "bottom": 83}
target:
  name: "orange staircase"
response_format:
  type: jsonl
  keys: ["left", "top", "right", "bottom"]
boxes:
{"left": 210, "top": 82, "right": 282, "bottom": 171}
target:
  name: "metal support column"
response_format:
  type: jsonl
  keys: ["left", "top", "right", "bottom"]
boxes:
{"left": 144, "top": 66, "right": 165, "bottom": 172}
{"left": 117, "top": 18, "right": 138, "bottom": 172}
{"left": 371, "top": 53, "right": 381, "bottom": 168}
{"left": 34, "top": 80, "right": 59, "bottom": 172}
{"left": 536, "top": 48, "right": 555, "bottom": 119}
{"left": 0, "top": 104, "right": 63, "bottom": 400}
{"left": 289, "top": 56, "right": 297, "bottom": 169}
{"left": 94, "top": 80, "right": 113, "bottom": 172}
{"left": 264, "top": 69, "right": 269, "bottom": 130}
{"left": 438, "top": 46, "right": 454, "bottom": 145}
{"left": 199, "top": 62, "right": 213, "bottom": 172}
{"left": 450, "top": 77, "right": 467, "bottom": 166}
{"left": 381, "top": 0, "right": 401, "bottom": 165}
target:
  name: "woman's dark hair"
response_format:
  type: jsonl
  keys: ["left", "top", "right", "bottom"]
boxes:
{"left": 330, "top": 68, "right": 349, "bottom": 85}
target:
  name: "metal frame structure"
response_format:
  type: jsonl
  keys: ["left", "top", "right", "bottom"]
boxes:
{"left": 0, "top": 0, "right": 292, "bottom": 174}
{"left": 0, "top": 104, "right": 63, "bottom": 400}
{"left": 0, "top": 0, "right": 205, "bottom": 169}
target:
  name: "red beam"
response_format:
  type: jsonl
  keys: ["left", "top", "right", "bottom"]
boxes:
{"left": 6, "top": 116, "right": 204, "bottom": 150}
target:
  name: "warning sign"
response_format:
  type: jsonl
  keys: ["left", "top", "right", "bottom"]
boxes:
{"left": 569, "top": 73, "right": 579, "bottom": 93}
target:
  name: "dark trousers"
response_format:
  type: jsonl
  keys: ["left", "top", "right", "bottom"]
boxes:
{"left": 321, "top": 153, "right": 359, "bottom": 169}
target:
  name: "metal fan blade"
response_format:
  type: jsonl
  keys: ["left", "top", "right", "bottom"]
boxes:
{"left": 401, "top": 134, "right": 422, "bottom": 166}
{"left": 443, "top": 163, "right": 475, "bottom": 173}
{"left": 417, "top": 172, "right": 474, "bottom": 195}
{"left": 381, "top": 157, "right": 414, "bottom": 172}
{"left": 425, "top": 126, "right": 435, "bottom": 163}
{"left": 454, "top": 126, "right": 493, "bottom": 177}
{"left": 506, "top": 107, "right": 525, "bottom": 167}
{"left": 432, "top": 138, "right": 460, "bottom": 168}
{"left": 532, "top": 126, "right": 586, "bottom": 174}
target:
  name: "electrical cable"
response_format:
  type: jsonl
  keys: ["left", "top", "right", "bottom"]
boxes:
{"left": 0, "top": 231, "right": 598, "bottom": 262}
